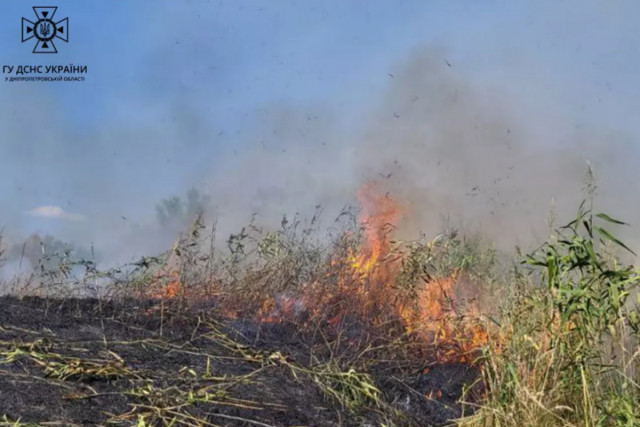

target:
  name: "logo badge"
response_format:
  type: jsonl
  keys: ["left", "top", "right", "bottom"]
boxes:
{"left": 22, "top": 7, "right": 68, "bottom": 54}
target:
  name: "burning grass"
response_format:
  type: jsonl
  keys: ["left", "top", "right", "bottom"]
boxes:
{"left": 133, "top": 182, "right": 494, "bottom": 368}
{"left": 1, "top": 179, "right": 640, "bottom": 426}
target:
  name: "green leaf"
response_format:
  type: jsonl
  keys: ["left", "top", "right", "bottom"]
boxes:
{"left": 584, "top": 241, "right": 598, "bottom": 266}
{"left": 595, "top": 213, "right": 628, "bottom": 226}
{"left": 597, "top": 227, "right": 637, "bottom": 256}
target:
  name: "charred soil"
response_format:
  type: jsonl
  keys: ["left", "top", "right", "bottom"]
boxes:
{"left": 0, "top": 295, "right": 481, "bottom": 426}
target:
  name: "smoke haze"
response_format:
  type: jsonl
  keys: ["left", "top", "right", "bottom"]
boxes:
{"left": 1, "top": 1, "right": 640, "bottom": 270}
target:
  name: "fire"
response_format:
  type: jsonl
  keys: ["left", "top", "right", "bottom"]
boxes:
{"left": 352, "top": 181, "right": 404, "bottom": 278}
{"left": 345, "top": 181, "right": 489, "bottom": 362}
{"left": 150, "top": 180, "right": 491, "bottom": 363}
{"left": 256, "top": 294, "right": 299, "bottom": 323}
{"left": 399, "top": 275, "right": 488, "bottom": 362}
{"left": 164, "top": 272, "right": 181, "bottom": 298}
{"left": 148, "top": 270, "right": 182, "bottom": 299}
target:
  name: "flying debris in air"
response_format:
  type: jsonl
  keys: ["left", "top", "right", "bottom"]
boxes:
{"left": 466, "top": 186, "right": 480, "bottom": 196}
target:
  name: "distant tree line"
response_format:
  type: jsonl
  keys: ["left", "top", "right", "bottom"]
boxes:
{"left": 4, "top": 233, "right": 92, "bottom": 271}
{"left": 0, "top": 187, "right": 211, "bottom": 274}
{"left": 156, "top": 187, "right": 211, "bottom": 230}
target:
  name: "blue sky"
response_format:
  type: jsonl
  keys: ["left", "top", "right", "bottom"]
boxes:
{"left": 1, "top": 0, "right": 640, "bottom": 257}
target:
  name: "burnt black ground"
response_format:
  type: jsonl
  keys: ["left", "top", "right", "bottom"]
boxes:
{"left": 0, "top": 296, "right": 479, "bottom": 426}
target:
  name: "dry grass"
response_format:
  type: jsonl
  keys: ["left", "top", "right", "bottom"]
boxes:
{"left": 1, "top": 181, "right": 639, "bottom": 426}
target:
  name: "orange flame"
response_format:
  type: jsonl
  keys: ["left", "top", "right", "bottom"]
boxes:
{"left": 352, "top": 181, "right": 404, "bottom": 278}
{"left": 346, "top": 182, "right": 489, "bottom": 362}
{"left": 150, "top": 181, "right": 491, "bottom": 363}
{"left": 148, "top": 270, "right": 182, "bottom": 299}
{"left": 398, "top": 275, "right": 488, "bottom": 362}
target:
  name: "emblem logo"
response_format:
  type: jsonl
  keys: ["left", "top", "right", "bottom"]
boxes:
{"left": 22, "top": 7, "right": 69, "bottom": 54}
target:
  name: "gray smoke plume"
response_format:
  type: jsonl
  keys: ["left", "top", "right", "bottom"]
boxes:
{"left": 2, "top": 46, "right": 639, "bottom": 272}
{"left": 205, "top": 47, "right": 640, "bottom": 254}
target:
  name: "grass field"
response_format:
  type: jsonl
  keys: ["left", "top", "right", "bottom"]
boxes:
{"left": 1, "top": 179, "right": 639, "bottom": 426}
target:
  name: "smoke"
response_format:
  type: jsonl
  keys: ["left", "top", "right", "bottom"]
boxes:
{"left": 354, "top": 49, "right": 638, "bottom": 249}
{"left": 2, "top": 45, "right": 640, "bottom": 271}
{"left": 205, "top": 47, "right": 640, "bottom": 253}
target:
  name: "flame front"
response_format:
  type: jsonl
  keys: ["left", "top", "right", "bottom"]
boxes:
{"left": 349, "top": 183, "right": 488, "bottom": 362}
{"left": 151, "top": 181, "right": 491, "bottom": 363}
{"left": 352, "top": 181, "right": 404, "bottom": 277}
